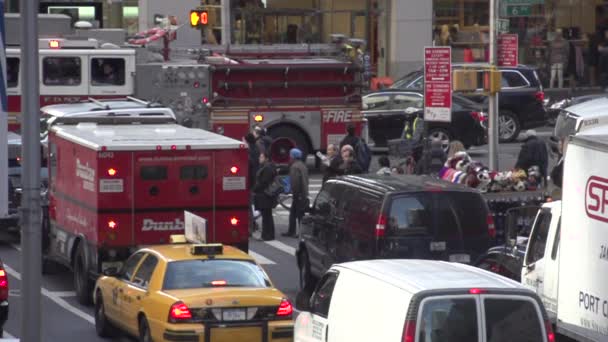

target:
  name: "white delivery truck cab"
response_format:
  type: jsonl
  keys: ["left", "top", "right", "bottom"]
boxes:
{"left": 295, "top": 259, "right": 553, "bottom": 342}
{"left": 522, "top": 129, "right": 608, "bottom": 341}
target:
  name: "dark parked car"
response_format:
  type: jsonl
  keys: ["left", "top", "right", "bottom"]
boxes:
{"left": 391, "top": 64, "right": 547, "bottom": 142}
{"left": 363, "top": 90, "right": 487, "bottom": 150}
{"left": 296, "top": 174, "right": 492, "bottom": 290}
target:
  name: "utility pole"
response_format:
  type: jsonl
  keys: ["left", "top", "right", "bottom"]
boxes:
{"left": 0, "top": 1, "right": 7, "bottom": 225}
{"left": 220, "top": 0, "right": 231, "bottom": 46}
{"left": 20, "top": 0, "right": 42, "bottom": 341}
{"left": 488, "top": 0, "right": 499, "bottom": 170}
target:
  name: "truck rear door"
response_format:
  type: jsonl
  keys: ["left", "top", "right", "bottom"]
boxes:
{"left": 132, "top": 150, "right": 215, "bottom": 245}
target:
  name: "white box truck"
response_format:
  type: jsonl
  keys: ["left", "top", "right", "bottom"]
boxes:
{"left": 521, "top": 130, "right": 608, "bottom": 341}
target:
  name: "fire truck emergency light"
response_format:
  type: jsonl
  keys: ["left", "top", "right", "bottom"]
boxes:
{"left": 108, "top": 220, "right": 117, "bottom": 229}
{"left": 230, "top": 166, "right": 239, "bottom": 174}
{"left": 230, "top": 217, "right": 239, "bottom": 226}
{"left": 253, "top": 114, "right": 264, "bottom": 122}
{"left": 49, "top": 40, "right": 61, "bottom": 49}
{"left": 107, "top": 168, "right": 117, "bottom": 176}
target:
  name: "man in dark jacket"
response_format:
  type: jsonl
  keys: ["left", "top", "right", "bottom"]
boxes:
{"left": 284, "top": 148, "right": 309, "bottom": 237}
{"left": 253, "top": 152, "right": 276, "bottom": 241}
{"left": 339, "top": 124, "right": 359, "bottom": 150}
{"left": 254, "top": 126, "right": 273, "bottom": 155}
{"left": 244, "top": 133, "right": 260, "bottom": 188}
{"left": 338, "top": 145, "right": 363, "bottom": 175}
{"left": 515, "top": 130, "right": 549, "bottom": 183}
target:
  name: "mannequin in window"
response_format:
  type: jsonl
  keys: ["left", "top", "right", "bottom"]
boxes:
{"left": 549, "top": 28, "right": 569, "bottom": 89}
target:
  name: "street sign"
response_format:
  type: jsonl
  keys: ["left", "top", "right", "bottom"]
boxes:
{"left": 497, "top": 19, "right": 510, "bottom": 33}
{"left": 498, "top": 34, "right": 519, "bottom": 67}
{"left": 505, "top": 4, "right": 531, "bottom": 16}
{"left": 424, "top": 47, "right": 452, "bottom": 122}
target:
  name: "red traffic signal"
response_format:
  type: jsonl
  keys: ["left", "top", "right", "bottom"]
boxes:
{"left": 190, "top": 10, "right": 209, "bottom": 27}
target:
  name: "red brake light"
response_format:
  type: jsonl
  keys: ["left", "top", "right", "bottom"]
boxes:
{"left": 402, "top": 319, "right": 416, "bottom": 342}
{"left": 107, "top": 168, "right": 117, "bottom": 176}
{"left": 487, "top": 214, "right": 496, "bottom": 239}
{"left": 108, "top": 220, "right": 117, "bottom": 229}
{"left": 169, "top": 302, "right": 192, "bottom": 322}
{"left": 193, "top": 81, "right": 200, "bottom": 88}
{"left": 0, "top": 268, "right": 8, "bottom": 301}
{"left": 230, "top": 166, "right": 239, "bottom": 174}
{"left": 545, "top": 320, "right": 556, "bottom": 342}
{"left": 230, "top": 217, "right": 239, "bottom": 226}
{"left": 211, "top": 280, "right": 227, "bottom": 286}
{"left": 376, "top": 215, "right": 386, "bottom": 237}
{"left": 470, "top": 111, "right": 487, "bottom": 122}
{"left": 202, "top": 97, "right": 209, "bottom": 104}
{"left": 535, "top": 91, "right": 545, "bottom": 102}
{"left": 469, "top": 288, "right": 487, "bottom": 294}
{"left": 276, "top": 299, "right": 293, "bottom": 317}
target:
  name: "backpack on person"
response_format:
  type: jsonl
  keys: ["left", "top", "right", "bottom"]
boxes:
{"left": 354, "top": 138, "right": 372, "bottom": 172}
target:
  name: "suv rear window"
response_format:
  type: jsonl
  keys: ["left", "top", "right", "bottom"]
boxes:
{"left": 163, "top": 259, "right": 271, "bottom": 290}
{"left": 485, "top": 298, "right": 544, "bottom": 342}
{"left": 418, "top": 297, "right": 478, "bottom": 341}
{"left": 388, "top": 194, "right": 432, "bottom": 234}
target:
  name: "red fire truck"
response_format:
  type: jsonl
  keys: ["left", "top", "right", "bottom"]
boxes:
{"left": 10, "top": 37, "right": 363, "bottom": 162}
{"left": 41, "top": 98, "right": 250, "bottom": 304}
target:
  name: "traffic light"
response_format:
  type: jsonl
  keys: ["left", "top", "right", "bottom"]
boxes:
{"left": 190, "top": 10, "right": 209, "bottom": 27}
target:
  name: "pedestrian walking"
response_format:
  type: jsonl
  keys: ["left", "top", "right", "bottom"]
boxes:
{"left": 319, "top": 144, "right": 339, "bottom": 183}
{"left": 253, "top": 152, "right": 277, "bottom": 241}
{"left": 338, "top": 145, "right": 363, "bottom": 175}
{"left": 377, "top": 156, "right": 392, "bottom": 175}
{"left": 284, "top": 148, "right": 309, "bottom": 238}
{"left": 244, "top": 133, "right": 260, "bottom": 188}
{"left": 549, "top": 28, "right": 569, "bottom": 89}
{"left": 253, "top": 125, "right": 273, "bottom": 155}
{"left": 515, "top": 130, "right": 549, "bottom": 184}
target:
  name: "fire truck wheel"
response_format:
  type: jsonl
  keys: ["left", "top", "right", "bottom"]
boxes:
{"left": 269, "top": 126, "right": 310, "bottom": 163}
{"left": 74, "top": 243, "right": 93, "bottom": 305}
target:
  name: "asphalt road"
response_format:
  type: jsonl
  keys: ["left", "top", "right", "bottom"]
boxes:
{"left": 0, "top": 128, "right": 556, "bottom": 341}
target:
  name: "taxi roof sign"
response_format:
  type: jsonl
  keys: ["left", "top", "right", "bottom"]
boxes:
{"left": 169, "top": 235, "right": 187, "bottom": 244}
{"left": 184, "top": 211, "right": 207, "bottom": 244}
{"left": 191, "top": 243, "right": 223, "bottom": 256}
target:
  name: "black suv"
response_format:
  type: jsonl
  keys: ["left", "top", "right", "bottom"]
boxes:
{"left": 296, "top": 174, "right": 492, "bottom": 290}
{"left": 391, "top": 64, "right": 547, "bottom": 142}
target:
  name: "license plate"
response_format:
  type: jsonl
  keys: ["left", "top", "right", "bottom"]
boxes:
{"left": 101, "top": 261, "right": 123, "bottom": 272}
{"left": 430, "top": 241, "right": 446, "bottom": 252}
{"left": 222, "top": 309, "right": 246, "bottom": 321}
{"left": 449, "top": 254, "right": 471, "bottom": 264}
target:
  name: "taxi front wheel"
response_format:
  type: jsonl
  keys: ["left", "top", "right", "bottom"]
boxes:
{"left": 95, "top": 292, "right": 118, "bottom": 338}
{"left": 139, "top": 316, "right": 153, "bottom": 342}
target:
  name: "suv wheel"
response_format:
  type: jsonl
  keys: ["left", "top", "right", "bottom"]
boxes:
{"left": 498, "top": 111, "right": 521, "bottom": 143}
{"left": 427, "top": 128, "right": 451, "bottom": 152}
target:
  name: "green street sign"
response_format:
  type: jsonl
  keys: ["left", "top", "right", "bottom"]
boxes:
{"left": 505, "top": 4, "right": 531, "bottom": 17}
{"left": 497, "top": 19, "right": 510, "bottom": 33}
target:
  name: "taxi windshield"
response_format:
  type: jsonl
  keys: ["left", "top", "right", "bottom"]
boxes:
{"left": 163, "top": 259, "right": 271, "bottom": 290}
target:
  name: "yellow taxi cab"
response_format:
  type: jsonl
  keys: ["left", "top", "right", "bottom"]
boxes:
{"left": 93, "top": 235, "right": 294, "bottom": 342}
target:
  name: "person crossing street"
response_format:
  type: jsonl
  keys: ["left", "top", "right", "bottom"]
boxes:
{"left": 283, "top": 148, "right": 309, "bottom": 237}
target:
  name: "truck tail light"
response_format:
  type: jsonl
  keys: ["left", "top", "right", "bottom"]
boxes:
{"left": 169, "top": 301, "right": 192, "bottom": 322}
{"left": 230, "top": 166, "right": 239, "bottom": 174}
{"left": 171, "top": 145, "right": 177, "bottom": 150}
{"left": 230, "top": 217, "right": 239, "bottom": 226}
{"left": 108, "top": 220, "right": 117, "bottom": 230}
{"left": 375, "top": 214, "right": 386, "bottom": 238}
{"left": 0, "top": 268, "right": 8, "bottom": 301}
{"left": 545, "top": 320, "right": 556, "bottom": 342}
{"left": 487, "top": 214, "right": 496, "bottom": 239}
{"left": 402, "top": 319, "right": 416, "bottom": 342}
{"left": 107, "top": 168, "right": 117, "bottom": 176}
{"left": 276, "top": 299, "right": 293, "bottom": 317}
{"left": 469, "top": 288, "right": 487, "bottom": 295}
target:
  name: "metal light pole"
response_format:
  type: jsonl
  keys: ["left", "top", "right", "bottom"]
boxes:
{"left": 20, "top": 0, "right": 42, "bottom": 341}
{"left": 221, "top": 0, "right": 231, "bottom": 46}
{"left": 0, "top": 0, "right": 7, "bottom": 222}
{"left": 488, "top": 0, "right": 500, "bottom": 170}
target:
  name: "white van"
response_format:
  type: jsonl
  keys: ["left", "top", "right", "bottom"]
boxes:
{"left": 294, "top": 259, "right": 554, "bottom": 342}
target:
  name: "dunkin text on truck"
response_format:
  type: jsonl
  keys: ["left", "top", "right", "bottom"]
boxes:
{"left": 41, "top": 99, "right": 250, "bottom": 304}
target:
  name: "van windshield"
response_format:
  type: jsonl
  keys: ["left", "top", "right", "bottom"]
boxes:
{"left": 485, "top": 298, "right": 544, "bottom": 342}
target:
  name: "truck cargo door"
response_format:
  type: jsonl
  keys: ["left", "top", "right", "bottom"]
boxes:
{"left": 132, "top": 150, "right": 215, "bottom": 245}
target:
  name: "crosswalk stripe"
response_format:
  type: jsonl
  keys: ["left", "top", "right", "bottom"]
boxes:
{"left": 249, "top": 250, "right": 276, "bottom": 265}
{"left": 264, "top": 240, "right": 296, "bottom": 256}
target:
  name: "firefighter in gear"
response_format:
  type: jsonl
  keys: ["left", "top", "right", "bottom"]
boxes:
{"left": 402, "top": 112, "right": 424, "bottom": 142}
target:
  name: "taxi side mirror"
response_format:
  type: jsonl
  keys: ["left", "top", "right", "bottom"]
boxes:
{"left": 103, "top": 267, "right": 119, "bottom": 277}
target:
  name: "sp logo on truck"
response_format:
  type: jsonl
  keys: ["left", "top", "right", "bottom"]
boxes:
{"left": 142, "top": 219, "right": 184, "bottom": 232}
{"left": 586, "top": 176, "right": 608, "bottom": 223}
